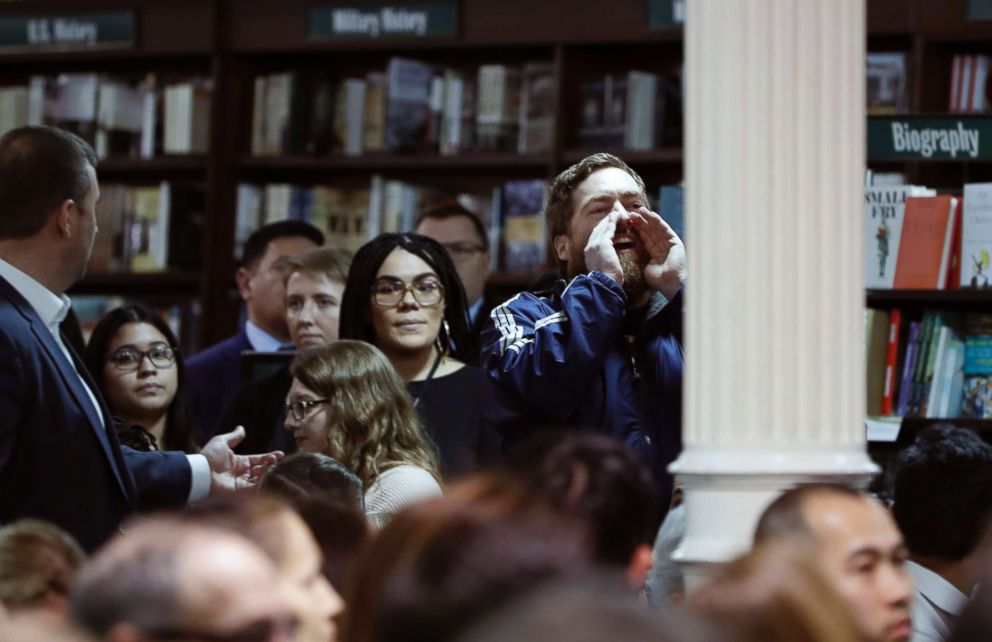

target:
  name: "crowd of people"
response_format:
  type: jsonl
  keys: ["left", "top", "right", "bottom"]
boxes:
{"left": 0, "top": 124, "right": 989, "bottom": 642}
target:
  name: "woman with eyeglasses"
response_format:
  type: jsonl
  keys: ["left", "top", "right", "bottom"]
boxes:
{"left": 83, "top": 304, "right": 197, "bottom": 453}
{"left": 285, "top": 340, "right": 441, "bottom": 525}
{"left": 339, "top": 233, "right": 494, "bottom": 478}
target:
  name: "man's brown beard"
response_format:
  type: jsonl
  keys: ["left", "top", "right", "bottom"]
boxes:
{"left": 619, "top": 251, "right": 647, "bottom": 302}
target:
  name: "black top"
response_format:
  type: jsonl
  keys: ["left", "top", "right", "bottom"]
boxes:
{"left": 220, "top": 366, "right": 297, "bottom": 455}
{"left": 407, "top": 364, "right": 498, "bottom": 478}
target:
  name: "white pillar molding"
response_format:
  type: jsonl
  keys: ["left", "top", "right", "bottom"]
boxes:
{"left": 672, "top": 0, "right": 875, "bottom": 583}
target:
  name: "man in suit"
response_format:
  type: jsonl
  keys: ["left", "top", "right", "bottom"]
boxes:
{"left": 0, "top": 126, "right": 278, "bottom": 552}
{"left": 186, "top": 220, "right": 323, "bottom": 439}
{"left": 416, "top": 202, "right": 494, "bottom": 337}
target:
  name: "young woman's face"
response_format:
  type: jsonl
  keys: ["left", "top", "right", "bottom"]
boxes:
{"left": 368, "top": 248, "right": 446, "bottom": 360}
{"left": 101, "top": 322, "right": 179, "bottom": 426}
{"left": 283, "top": 378, "right": 333, "bottom": 453}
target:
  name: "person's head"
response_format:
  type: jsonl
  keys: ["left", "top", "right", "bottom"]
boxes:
{"left": 510, "top": 432, "right": 658, "bottom": 586}
{"left": 69, "top": 520, "right": 295, "bottom": 642}
{"left": 294, "top": 499, "right": 371, "bottom": 593}
{"left": 285, "top": 246, "right": 351, "bottom": 350}
{"left": 0, "top": 126, "right": 99, "bottom": 293}
{"left": 237, "top": 221, "right": 324, "bottom": 341}
{"left": 341, "top": 474, "right": 591, "bottom": 642}
{"left": 0, "top": 520, "right": 85, "bottom": 620}
{"left": 893, "top": 424, "right": 992, "bottom": 563}
{"left": 83, "top": 305, "right": 193, "bottom": 452}
{"left": 179, "top": 493, "right": 343, "bottom": 642}
{"left": 545, "top": 153, "right": 649, "bottom": 294}
{"left": 339, "top": 233, "right": 477, "bottom": 365}
{"left": 688, "top": 541, "right": 865, "bottom": 642}
{"left": 285, "top": 341, "right": 438, "bottom": 487}
{"left": 415, "top": 202, "right": 491, "bottom": 309}
{"left": 754, "top": 484, "right": 912, "bottom": 642}
{"left": 261, "top": 451, "right": 365, "bottom": 510}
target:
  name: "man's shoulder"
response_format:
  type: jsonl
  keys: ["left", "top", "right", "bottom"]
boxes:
{"left": 187, "top": 331, "right": 249, "bottom": 368}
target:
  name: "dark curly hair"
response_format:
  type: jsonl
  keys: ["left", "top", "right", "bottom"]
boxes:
{"left": 339, "top": 233, "right": 477, "bottom": 363}
{"left": 83, "top": 304, "right": 197, "bottom": 452}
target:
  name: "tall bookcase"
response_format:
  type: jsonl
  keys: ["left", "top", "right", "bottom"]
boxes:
{"left": 0, "top": 0, "right": 686, "bottom": 347}
{"left": 866, "top": 0, "right": 992, "bottom": 454}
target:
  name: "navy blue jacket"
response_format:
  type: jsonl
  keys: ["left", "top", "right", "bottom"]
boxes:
{"left": 0, "top": 276, "right": 190, "bottom": 552}
{"left": 185, "top": 328, "right": 252, "bottom": 441}
{"left": 482, "top": 271, "right": 683, "bottom": 498}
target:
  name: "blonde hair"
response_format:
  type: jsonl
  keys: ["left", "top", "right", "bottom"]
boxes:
{"left": 290, "top": 340, "right": 439, "bottom": 487}
{"left": 0, "top": 519, "right": 85, "bottom": 609}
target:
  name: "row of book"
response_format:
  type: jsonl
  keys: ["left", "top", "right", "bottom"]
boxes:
{"left": 864, "top": 182, "right": 992, "bottom": 290}
{"left": 0, "top": 73, "right": 211, "bottom": 157}
{"left": 235, "top": 177, "right": 549, "bottom": 272}
{"left": 949, "top": 54, "right": 991, "bottom": 114}
{"left": 73, "top": 295, "right": 200, "bottom": 355}
{"left": 866, "top": 309, "right": 992, "bottom": 419}
{"left": 250, "top": 58, "right": 680, "bottom": 158}
{"left": 92, "top": 182, "right": 204, "bottom": 273}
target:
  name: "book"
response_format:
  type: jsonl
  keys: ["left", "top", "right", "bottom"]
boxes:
{"left": 896, "top": 320, "right": 922, "bottom": 416}
{"left": 517, "top": 62, "right": 555, "bottom": 154}
{"left": 864, "top": 185, "right": 936, "bottom": 289}
{"left": 892, "top": 195, "right": 959, "bottom": 289}
{"left": 882, "top": 308, "right": 902, "bottom": 415}
{"left": 865, "top": 308, "right": 890, "bottom": 417}
{"left": 500, "top": 179, "right": 548, "bottom": 272}
{"left": 577, "top": 77, "right": 606, "bottom": 149}
{"left": 45, "top": 73, "right": 99, "bottom": 145}
{"left": 95, "top": 78, "right": 145, "bottom": 158}
{"left": 476, "top": 64, "right": 521, "bottom": 152}
{"left": 0, "top": 86, "right": 29, "bottom": 137}
{"left": 961, "top": 182, "right": 992, "bottom": 288}
{"left": 163, "top": 80, "right": 211, "bottom": 154}
{"left": 363, "top": 72, "right": 387, "bottom": 152}
{"left": 866, "top": 52, "right": 908, "bottom": 115}
{"left": 658, "top": 185, "right": 684, "bottom": 241}
{"left": 385, "top": 57, "right": 434, "bottom": 152}
{"left": 625, "top": 70, "right": 659, "bottom": 150}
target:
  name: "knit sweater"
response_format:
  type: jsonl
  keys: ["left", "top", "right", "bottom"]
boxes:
{"left": 364, "top": 464, "right": 442, "bottom": 527}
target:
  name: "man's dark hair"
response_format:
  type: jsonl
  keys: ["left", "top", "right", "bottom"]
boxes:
{"left": 416, "top": 201, "right": 490, "bottom": 252}
{"left": 893, "top": 424, "right": 992, "bottom": 561}
{"left": 239, "top": 220, "right": 324, "bottom": 270}
{"left": 339, "top": 232, "right": 478, "bottom": 363}
{"left": 510, "top": 432, "right": 659, "bottom": 567}
{"left": 0, "top": 126, "right": 98, "bottom": 239}
{"left": 753, "top": 483, "right": 865, "bottom": 545}
{"left": 296, "top": 499, "right": 370, "bottom": 590}
{"left": 261, "top": 452, "right": 365, "bottom": 510}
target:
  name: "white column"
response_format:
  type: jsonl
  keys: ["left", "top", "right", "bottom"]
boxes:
{"left": 672, "top": 0, "right": 876, "bottom": 580}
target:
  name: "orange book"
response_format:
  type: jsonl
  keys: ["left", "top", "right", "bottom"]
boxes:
{"left": 881, "top": 308, "right": 902, "bottom": 415}
{"left": 893, "top": 196, "right": 959, "bottom": 289}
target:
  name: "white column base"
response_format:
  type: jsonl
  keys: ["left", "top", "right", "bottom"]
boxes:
{"left": 670, "top": 446, "right": 879, "bottom": 589}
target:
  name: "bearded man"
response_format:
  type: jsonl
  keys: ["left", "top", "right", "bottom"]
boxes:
{"left": 482, "top": 153, "right": 686, "bottom": 501}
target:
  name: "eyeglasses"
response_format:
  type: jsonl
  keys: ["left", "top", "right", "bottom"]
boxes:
{"left": 441, "top": 242, "right": 486, "bottom": 259}
{"left": 148, "top": 614, "right": 300, "bottom": 642}
{"left": 284, "top": 397, "right": 328, "bottom": 421}
{"left": 371, "top": 277, "right": 445, "bottom": 308}
{"left": 107, "top": 345, "right": 177, "bottom": 372}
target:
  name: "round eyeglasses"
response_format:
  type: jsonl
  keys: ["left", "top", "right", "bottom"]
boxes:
{"left": 284, "top": 398, "right": 328, "bottom": 422}
{"left": 107, "top": 345, "right": 177, "bottom": 372}
{"left": 371, "top": 277, "right": 445, "bottom": 308}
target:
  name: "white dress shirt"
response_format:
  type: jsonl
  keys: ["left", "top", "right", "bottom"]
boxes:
{"left": 906, "top": 560, "right": 969, "bottom": 642}
{"left": 0, "top": 258, "right": 210, "bottom": 502}
{"left": 245, "top": 320, "right": 284, "bottom": 352}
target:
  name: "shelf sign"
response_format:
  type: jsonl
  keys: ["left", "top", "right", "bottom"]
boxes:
{"left": 0, "top": 11, "right": 135, "bottom": 53}
{"left": 969, "top": 0, "right": 992, "bottom": 21}
{"left": 308, "top": 3, "right": 458, "bottom": 39}
{"left": 868, "top": 116, "right": 992, "bottom": 160}
{"left": 646, "top": 0, "right": 684, "bottom": 29}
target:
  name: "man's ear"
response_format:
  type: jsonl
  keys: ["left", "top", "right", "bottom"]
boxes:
{"left": 235, "top": 266, "right": 253, "bottom": 303}
{"left": 625, "top": 543, "right": 654, "bottom": 589}
{"left": 54, "top": 200, "right": 75, "bottom": 240}
{"left": 553, "top": 234, "right": 569, "bottom": 263}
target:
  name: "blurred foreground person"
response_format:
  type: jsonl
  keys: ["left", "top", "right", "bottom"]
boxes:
{"left": 0, "top": 613, "right": 94, "bottom": 642}
{"left": 0, "top": 520, "right": 84, "bottom": 621}
{"left": 69, "top": 520, "right": 295, "bottom": 642}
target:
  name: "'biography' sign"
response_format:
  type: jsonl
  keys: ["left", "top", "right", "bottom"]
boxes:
{"left": 868, "top": 116, "right": 992, "bottom": 160}
{"left": 0, "top": 11, "right": 135, "bottom": 52}
{"left": 308, "top": 4, "right": 457, "bottom": 39}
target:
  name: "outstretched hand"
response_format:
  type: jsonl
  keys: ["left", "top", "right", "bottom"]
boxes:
{"left": 630, "top": 208, "right": 686, "bottom": 299}
{"left": 583, "top": 211, "right": 624, "bottom": 285}
{"left": 201, "top": 426, "right": 283, "bottom": 493}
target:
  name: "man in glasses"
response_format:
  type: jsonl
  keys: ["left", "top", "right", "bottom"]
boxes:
{"left": 70, "top": 520, "right": 297, "bottom": 642}
{"left": 416, "top": 202, "right": 493, "bottom": 336}
{"left": 482, "top": 153, "right": 686, "bottom": 504}
{"left": 0, "top": 126, "right": 280, "bottom": 552}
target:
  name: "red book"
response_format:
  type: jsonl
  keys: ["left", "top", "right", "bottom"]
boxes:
{"left": 893, "top": 195, "right": 959, "bottom": 289}
{"left": 945, "top": 196, "right": 963, "bottom": 289}
{"left": 882, "top": 308, "right": 902, "bottom": 415}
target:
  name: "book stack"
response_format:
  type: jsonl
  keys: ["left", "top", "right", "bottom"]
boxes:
{"left": 949, "top": 54, "right": 991, "bottom": 113}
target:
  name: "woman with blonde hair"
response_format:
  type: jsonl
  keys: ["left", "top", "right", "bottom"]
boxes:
{"left": 284, "top": 340, "right": 442, "bottom": 524}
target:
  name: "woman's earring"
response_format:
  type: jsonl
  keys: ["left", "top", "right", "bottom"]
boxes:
{"left": 438, "top": 319, "right": 451, "bottom": 356}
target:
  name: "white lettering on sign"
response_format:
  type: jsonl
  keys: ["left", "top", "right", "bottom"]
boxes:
{"left": 890, "top": 121, "right": 981, "bottom": 158}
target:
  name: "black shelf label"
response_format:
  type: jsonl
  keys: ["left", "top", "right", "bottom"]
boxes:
{"left": 868, "top": 116, "right": 992, "bottom": 160}
{"left": 308, "top": 3, "right": 458, "bottom": 39}
{"left": 646, "top": 0, "right": 684, "bottom": 29}
{"left": 0, "top": 11, "right": 135, "bottom": 53}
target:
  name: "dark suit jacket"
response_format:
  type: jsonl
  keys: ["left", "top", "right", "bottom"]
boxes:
{"left": 185, "top": 328, "right": 252, "bottom": 442}
{"left": 0, "top": 276, "right": 190, "bottom": 552}
{"left": 219, "top": 365, "right": 297, "bottom": 456}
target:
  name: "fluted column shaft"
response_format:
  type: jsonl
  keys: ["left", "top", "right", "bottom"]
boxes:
{"left": 672, "top": 0, "right": 875, "bottom": 574}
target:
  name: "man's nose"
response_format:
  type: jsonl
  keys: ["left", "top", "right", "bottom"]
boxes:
{"left": 883, "top": 564, "right": 913, "bottom": 606}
